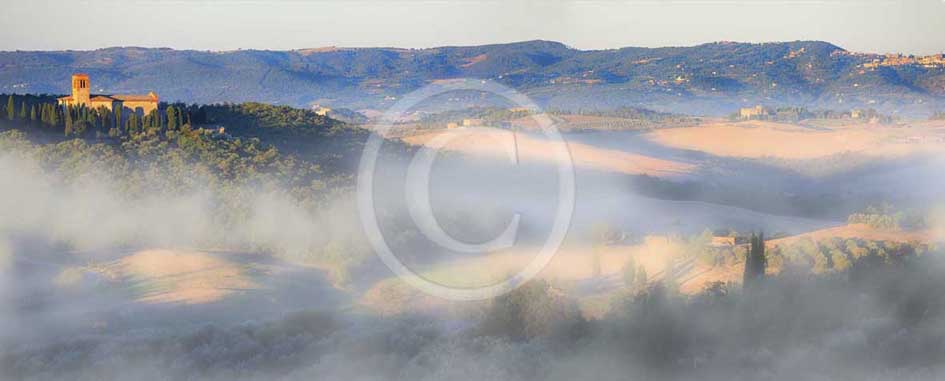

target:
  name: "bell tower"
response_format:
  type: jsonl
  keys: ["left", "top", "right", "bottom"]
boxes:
{"left": 71, "top": 73, "right": 90, "bottom": 106}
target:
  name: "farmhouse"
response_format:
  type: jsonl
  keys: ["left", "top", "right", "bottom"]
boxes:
{"left": 462, "top": 118, "right": 484, "bottom": 127}
{"left": 313, "top": 104, "right": 332, "bottom": 116}
{"left": 739, "top": 105, "right": 770, "bottom": 120}
{"left": 710, "top": 231, "right": 749, "bottom": 247}
{"left": 57, "top": 74, "right": 158, "bottom": 115}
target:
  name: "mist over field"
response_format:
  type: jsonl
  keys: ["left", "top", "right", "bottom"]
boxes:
{"left": 2, "top": 102, "right": 945, "bottom": 380}
{"left": 2, "top": 2, "right": 945, "bottom": 375}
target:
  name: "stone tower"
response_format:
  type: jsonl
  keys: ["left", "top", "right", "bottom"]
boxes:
{"left": 71, "top": 73, "right": 90, "bottom": 106}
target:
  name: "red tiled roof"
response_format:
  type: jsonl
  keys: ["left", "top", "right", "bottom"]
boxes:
{"left": 111, "top": 94, "right": 157, "bottom": 102}
{"left": 57, "top": 93, "right": 157, "bottom": 103}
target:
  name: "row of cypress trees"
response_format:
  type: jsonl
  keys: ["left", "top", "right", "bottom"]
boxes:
{"left": 2, "top": 94, "right": 190, "bottom": 138}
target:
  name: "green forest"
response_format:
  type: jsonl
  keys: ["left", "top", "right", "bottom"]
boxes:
{"left": 0, "top": 94, "right": 377, "bottom": 283}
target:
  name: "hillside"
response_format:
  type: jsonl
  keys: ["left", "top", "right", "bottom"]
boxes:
{"left": 646, "top": 119, "right": 945, "bottom": 161}
{"left": 401, "top": 127, "right": 696, "bottom": 178}
{"left": 2, "top": 41, "right": 944, "bottom": 116}
{"left": 359, "top": 220, "right": 938, "bottom": 318}
{"left": 0, "top": 96, "right": 383, "bottom": 285}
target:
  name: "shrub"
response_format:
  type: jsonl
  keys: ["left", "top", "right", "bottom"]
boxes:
{"left": 478, "top": 280, "right": 586, "bottom": 341}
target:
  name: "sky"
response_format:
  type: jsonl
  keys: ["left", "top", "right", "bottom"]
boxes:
{"left": 1, "top": 0, "right": 944, "bottom": 55}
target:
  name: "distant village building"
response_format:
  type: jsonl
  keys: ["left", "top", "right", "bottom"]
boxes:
{"left": 462, "top": 118, "right": 484, "bottom": 127}
{"left": 739, "top": 105, "right": 770, "bottom": 120}
{"left": 57, "top": 74, "right": 158, "bottom": 115}
{"left": 446, "top": 122, "right": 459, "bottom": 129}
{"left": 863, "top": 53, "right": 945, "bottom": 69}
{"left": 313, "top": 105, "right": 332, "bottom": 116}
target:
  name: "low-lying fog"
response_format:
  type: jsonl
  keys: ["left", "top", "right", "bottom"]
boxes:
{"left": 3, "top": 121, "right": 945, "bottom": 380}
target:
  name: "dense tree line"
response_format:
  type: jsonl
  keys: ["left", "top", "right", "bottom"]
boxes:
{"left": 190, "top": 102, "right": 341, "bottom": 130}
{"left": 730, "top": 106, "right": 896, "bottom": 124}
{"left": 847, "top": 203, "right": 927, "bottom": 231}
{"left": 0, "top": 123, "right": 324, "bottom": 198}
{"left": 764, "top": 236, "right": 926, "bottom": 274}
{"left": 1, "top": 95, "right": 344, "bottom": 137}
{"left": 413, "top": 105, "right": 698, "bottom": 132}
{"left": 1, "top": 93, "right": 196, "bottom": 139}
{"left": 1, "top": 94, "right": 367, "bottom": 177}
{"left": 678, "top": 226, "right": 928, "bottom": 277}
{"left": 552, "top": 106, "right": 695, "bottom": 123}
{"left": 413, "top": 107, "right": 533, "bottom": 130}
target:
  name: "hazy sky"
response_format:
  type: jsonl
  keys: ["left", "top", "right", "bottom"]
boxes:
{"left": 1, "top": 0, "right": 944, "bottom": 54}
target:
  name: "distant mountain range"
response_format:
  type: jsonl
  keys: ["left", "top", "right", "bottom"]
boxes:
{"left": 2, "top": 40, "right": 944, "bottom": 117}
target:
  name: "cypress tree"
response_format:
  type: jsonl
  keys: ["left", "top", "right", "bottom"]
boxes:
{"left": 5, "top": 96, "right": 13, "bottom": 120}
{"left": 64, "top": 106, "right": 74, "bottom": 134}
{"left": 29, "top": 105, "right": 37, "bottom": 122}
{"left": 743, "top": 232, "right": 767, "bottom": 289}
{"left": 18, "top": 102, "right": 27, "bottom": 119}
{"left": 166, "top": 105, "right": 179, "bottom": 131}
{"left": 50, "top": 105, "right": 60, "bottom": 127}
{"left": 126, "top": 113, "right": 139, "bottom": 135}
{"left": 744, "top": 234, "right": 755, "bottom": 287}
{"left": 151, "top": 109, "right": 161, "bottom": 130}
{"left": 100, "top": 109, "right": 110, "bottom": 134}
{"left": 47, "top": 104, "right": 54, "bottom": 125}
{"left": 114, "top": 108, "right": 122, "bottom": 132}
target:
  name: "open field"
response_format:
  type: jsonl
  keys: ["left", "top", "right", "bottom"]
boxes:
{"left": 77, "top": 249, "right": 261, "bottom": 305}
{"left": 402, "top": 119, "right": 945, "bottom": 189}
{"left": 766, "top": 222, "right": 932, "bottom": 247}
{"left": 402, "top": 127, "right": 696, "bottom": 178}
{"left": 646, "top": 120, "right": 945, "bottom": 160}
{"left": 3, "top": 246, "right": 348, "bottom": 345}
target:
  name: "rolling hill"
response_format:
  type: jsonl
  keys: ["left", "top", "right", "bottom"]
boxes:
{"left": 2, "top": 40, "right": 944, "bottom": 116}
